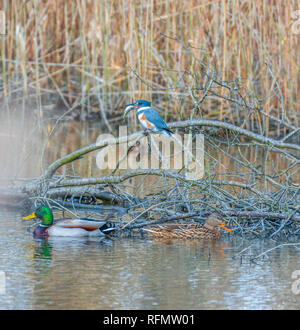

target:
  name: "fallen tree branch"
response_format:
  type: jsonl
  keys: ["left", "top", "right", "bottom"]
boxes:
{"left": 40, "top": 131, "right": 142, "bottom": 180}
{"left": 30, "top": 118, "right": 300, "bottom": 187}
{"left": 45, "top": 187, "right": 129, "bottom": 203}
{"left": 168, "top": 119, "right": 300, "bottom": 151}
{"left": 46, "top": 170, "right": 264, "bottom": 194}
{"left": 124, "top": 209, "right": 300, "bottom": 230}
{"left": 225, "top": 210, "right": 300, "bottom": 222}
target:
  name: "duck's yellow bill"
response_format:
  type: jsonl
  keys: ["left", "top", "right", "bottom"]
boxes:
{"left": 219, "top": 221, "right": 232, "bottom": 232}
{"left": 23, "top": 212, "right": 36, "bottom": 220}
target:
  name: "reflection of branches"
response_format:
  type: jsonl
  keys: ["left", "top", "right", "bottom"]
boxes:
{"left": 232, "top": 242, "right": 300, "bottom": 263}
{"left": 249, "top": 243, "right": 300, "bottom": 261}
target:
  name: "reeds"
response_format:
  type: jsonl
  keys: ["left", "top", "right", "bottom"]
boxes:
{"left": 0, "top": 0, "right": 299, "bottom": 129}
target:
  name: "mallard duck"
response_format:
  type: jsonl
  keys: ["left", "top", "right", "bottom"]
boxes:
{"left": 23, "top": 205, "right": 115, "bottom": 238}
{"left": 142, "top": 214, "right": 232, "bottom": 240}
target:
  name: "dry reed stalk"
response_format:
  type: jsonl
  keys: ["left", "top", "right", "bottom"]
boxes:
{"left": 0, "top": 0, "right": 299, "bottom": 131}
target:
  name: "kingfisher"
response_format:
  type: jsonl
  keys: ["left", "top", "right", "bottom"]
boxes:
{"left": 123, "top": 100, "right": 173, "bottom": 137}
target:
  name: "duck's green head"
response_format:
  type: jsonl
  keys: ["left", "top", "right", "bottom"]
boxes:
{"left": 23, "top": 205, "right": 54, "bottom": 226}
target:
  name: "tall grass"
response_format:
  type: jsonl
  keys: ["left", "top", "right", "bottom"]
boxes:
{"left": 0, "top": 0, "right": 299, "bottom": 127}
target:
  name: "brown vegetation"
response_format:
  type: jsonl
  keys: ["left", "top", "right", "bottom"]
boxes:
{"left": 0, "top": 0, "right": 299, "bottom": 131}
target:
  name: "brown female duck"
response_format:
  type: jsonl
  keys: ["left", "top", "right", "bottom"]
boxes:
{"left": 143, "top": 214, "right": 232, "bottom": 240}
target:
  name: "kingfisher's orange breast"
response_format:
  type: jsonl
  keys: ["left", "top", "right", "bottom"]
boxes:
{"left": 141, "top": 113, "right": 155, "bottom": 129}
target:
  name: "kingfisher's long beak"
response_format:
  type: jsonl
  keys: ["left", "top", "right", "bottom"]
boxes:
{"left": 23, "top": 212, "right": 37, "bottom": 220}
{"left": 219, "top": 221, "right": 232, "bottom": 232}
{"left": 123, "top": 104, "right": 135, "bottom": 118}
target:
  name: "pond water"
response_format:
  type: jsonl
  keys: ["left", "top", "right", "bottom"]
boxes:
{"left": 0, "top": 114, "right": 299, "bottom": 309}
{"left": 0, "top": 209, "right": 300, "bottom": 309}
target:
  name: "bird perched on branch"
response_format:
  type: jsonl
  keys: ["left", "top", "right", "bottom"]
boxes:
{"left": 23, "top": 205, "right": 115, "bottom": 238}
{"left": 123, "top": 100, "right": 173, "bottom": 136}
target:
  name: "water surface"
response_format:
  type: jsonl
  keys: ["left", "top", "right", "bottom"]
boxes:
{"left": 0, "top": 210, "right": 299, "bottom": 309}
